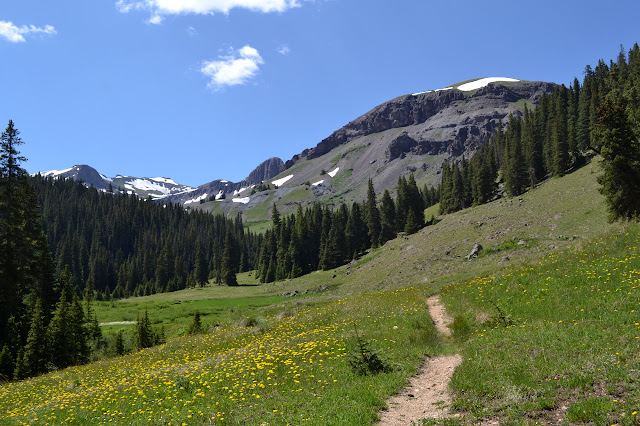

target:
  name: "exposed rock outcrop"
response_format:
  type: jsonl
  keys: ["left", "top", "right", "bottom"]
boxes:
{"left": 284, "top": 81, "right": 556, "bottom": 169}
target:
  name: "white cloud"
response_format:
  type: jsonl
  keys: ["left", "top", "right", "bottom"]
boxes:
{"left": 117, "top": 0, "right": 300, "bottom": 23}
{"left": 277, "top": 44, "right": 290, "bottom": 55}
{"left": 201, "top": 45, "right": 264, "bottom": 90}
{"left": 0, "top": 21, "right": 56, "bottom": 43}
{"left": 148, "top": 14, "right": 164, "bottom": 24}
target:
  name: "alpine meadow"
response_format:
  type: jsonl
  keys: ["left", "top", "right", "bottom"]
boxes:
{"left": 2, "top": 4, "right": 640, "bottom": 424}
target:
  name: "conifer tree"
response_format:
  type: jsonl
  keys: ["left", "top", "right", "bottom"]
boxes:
{"left": 594, "top": 96, "right": 640, "bottom": 221}
{"left": 0, "top": 344, "right": 14, "bottom": 381}
{"left": 221, "top": 228, "right": 239, "bottom": 286}
{"left": 48, "top": 270, "right": 74, "bottom": 369}
{"left": 194, "top": 244, "right": 208, "bottom": 287}
{"left": 19, "top": 298, "right": 48, "bottom": 378}
{"left": 114, "top": 331, "right": 125, "bottom": 356}
{"left": 70, "top": 294, "right": 90, "bottom": 365}
{"left": 135, "top": 311, "right": 154, "bottom": 350}
{"left": 365, "top": 179, "right": 381, "bottom": 248}
{"left": 187, "top": 311, "right": 204, "bottom": 335}
{"left": 379, "top": 190, "right": 396, "bottom": 244}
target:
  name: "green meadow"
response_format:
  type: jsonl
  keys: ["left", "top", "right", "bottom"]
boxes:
{"left": 2, "top": 160, "right": 639, "bottom": 424}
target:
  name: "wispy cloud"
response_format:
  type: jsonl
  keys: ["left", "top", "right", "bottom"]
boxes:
{"left": 277, "top": 44, "right": 290, "bottom": 55}
{"left": 201, "top": 45, "right": 264, "bottom": 91}
{"left": 0, "top": 21, "right": 56, "bottom": 43}
{"left": 186, "top": 26, "right": 198, "bottom": 37}
{"left": 117, "top": 0, "right": 300, "bottom": 23}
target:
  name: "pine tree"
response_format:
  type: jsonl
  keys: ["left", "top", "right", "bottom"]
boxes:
{"left": 187, "top": 311, "right": 204, "bottom": 335}
{"left": 194, "top": 244, "right": 208, "bottom": 287}
{"left": 135, "top": 311, "right": 154, "bottom": 350}
{"left": 594, "top": 97, "right": 640, "bottom": 221}
{"left": 20, "top": 299, "right": 49, "bottom": 378}
{"left": 48, "top": 270, "right": 74, "bottom": 369}
{"left": 221, "top": 228, "right": 238, "bottom": 286}
{"left": 114, "top": 331, "right": 125, "bottom": 356}
{"left": 69, "top": 294, "right": 89, "bottom": 365}
{"left": 365, "top": 179, "right": 381, "bottom": 248}
{"left": 0, "top": 120, "right": 56, "bottom": 350}
{"left": 0, "top": 344, "right": 14, "bottom": 381}
{"left": 379, "top": 190, "right": 396, "bottom": 244}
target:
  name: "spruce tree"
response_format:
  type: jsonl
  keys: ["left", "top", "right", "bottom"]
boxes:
{"left": 187, "top": 311, "right": 204, "bottom": 335}
{"left": 0, "top": 344, "right": 14, "bottom": 381}
{"left": 135, "top": 311, "right": 154, "bottom": 350}
{"left": 221, "top": 228, "right": 238, "bottom": 286}
{"left": 365, "top": 179, "right": 381, "bottom": 248}
{"left": 114, "top": 331, "right": 125, "bottom": 356}
{"left": 594, "top": 97, "right": 640, "bottom": 221}
{"left": 70, "top": 294, "right": 90, "bottom": 365}
{"left": 194, "top": 244, "right": 208, "bottom": 287}
{"left": 379, "top": 190, "right": 396, "bottom": 244}
{"left": 48, "top": 270, "right": 74, "bottom": 369}
{"left": 20, "top": 299, "right": 49, "bottom": 378}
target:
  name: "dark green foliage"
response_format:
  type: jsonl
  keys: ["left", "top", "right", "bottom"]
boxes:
{"left": 365, "top": 179, "right": 381, "bottom": 248}
{"left": 135, "top": 311, "right": 154, "bottom": 350}
{"left": 29, "top": 173, "right": 261, "bottom": 297}
{"left": 348, "top": 328, "right": 391, "bottom": 376}
{"left": 221, "top": 228, "right": 239, "bottom": 285}
{"left": 594, "top": 97, "right": 640, "bottom": 221}
{"left": 194, "top": 244, "right": 208, "bottom": 287}
{"left": 379, "top": 190, "right": 397, "bottom": 244}
{"left": 20, "top": 299, "right": 49, "bottom": 377}
{"left": 114, "top": 331, "right": 125, "bottom": 356}
{"left": 187, "top": 311, "right": 204, "bottom": 335}
{"left": 0, "top": 120, "right": 57, "bottom": 355}
{"left": 0, "top": 344, "right": 14, "bottom": 381}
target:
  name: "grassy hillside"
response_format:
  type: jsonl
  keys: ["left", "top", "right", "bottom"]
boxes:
{"left": 3, "top": 160, "right": 637, "bottom": 425}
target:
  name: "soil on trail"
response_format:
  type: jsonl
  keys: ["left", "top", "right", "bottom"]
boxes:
{"left": 378, "top": 296, "right": 461, "bottom": 425}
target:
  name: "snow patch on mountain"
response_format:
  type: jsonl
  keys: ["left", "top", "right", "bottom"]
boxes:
{"left": 232, "top": 197, "right": 250, "bottom": 204}
{"left": 457, "top": 77, "right": 520, "bottom": 91}
{"left": 184, "top": 193, "right": 208, "bottom": 205}
{"left": 312, "top": 180, "right": 324, "bottom": 186}
{"left": 328, "top": 167, "right": 340, "bottom": 178}
{"left": 272, "top": 174, "right": 293, "bottom": 187}
{"left": 412, "top": 87, "right": 453, "bottom": 96}
{"left": 150, "top": 177, "right": 179, "bottom": 185}
{"left": 41, "top": 167, "right": 74, "bottom": 177}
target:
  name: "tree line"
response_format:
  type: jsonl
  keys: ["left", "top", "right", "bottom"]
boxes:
{"left": 31, "top": 174, "right": 262, "bottom": 299}
{"left": 255, "top": 176, "right": 437, "bottom": 283}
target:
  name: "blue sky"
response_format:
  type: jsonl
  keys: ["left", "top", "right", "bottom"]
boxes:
{"left": 2, "top": 0, "right": 640, "bottom": 186}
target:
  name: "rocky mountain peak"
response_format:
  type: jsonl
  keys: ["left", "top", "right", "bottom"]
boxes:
{"left": 284, "top": 79, "right": 556, "bottom": 169}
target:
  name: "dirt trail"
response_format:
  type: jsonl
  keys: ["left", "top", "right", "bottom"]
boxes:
{"left": 378, "top": 296, "right": 461, "bottom": 425}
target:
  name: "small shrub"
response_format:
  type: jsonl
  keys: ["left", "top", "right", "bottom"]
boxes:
{"left": 348, "top": 327, "right": 391, "bottom": 375}
{"left": 451, "top": 315, "right": 473, "bottom": 340}
{"left": 186, "top": 311, "right": 204, "bottom": 335}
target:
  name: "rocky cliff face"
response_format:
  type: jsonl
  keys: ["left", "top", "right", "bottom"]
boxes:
{"left": 243, "top": 157, "right": 284, "bottom": 185}
{"left": 284, "top": 81, "right": 556, "bottom": 169}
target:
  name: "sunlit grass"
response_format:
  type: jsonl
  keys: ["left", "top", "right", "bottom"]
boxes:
{"left": 443, "top": 223, "right": 640, "bottom": 424}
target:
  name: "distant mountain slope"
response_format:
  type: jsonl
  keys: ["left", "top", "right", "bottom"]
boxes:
{"left": 189, "top": 78, "right": 556, "bottom": 221}
{"left": 38, "top": 165, "right": 195, "bottom": 200}
{"left": 284, "top": 78, "right": 555, "bottom": 168}
{"left": 160, "top": 157, "right": 284, "bottom": 206}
